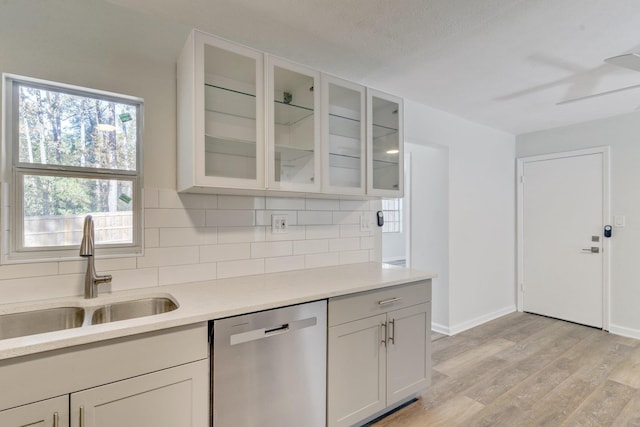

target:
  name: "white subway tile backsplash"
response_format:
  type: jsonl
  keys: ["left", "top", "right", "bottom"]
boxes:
{"left": 200, "top": 243, "right": 250, "bottom": 263}
{"left": 0, "top": 262, "right": 58, "bottom": 280}
{"left": 329, "top": 237, "right": 361, "bottom": 252}
{"left": 339, "top": 250, "right": 370, "bottom": 265}
{"left": 265, "top": 255, "right": 305, "bottom": 273}
{"left": 305, "top": 252, "right": 340, "bottom": 269}
{"left": 251, "top": 241, "right": 292, "bottom": 259}
{"left": 145, "top": 228, "right": 160, "bottom": 248}
{"left": 0, "top": 186, "right": 381, "bottom": 305}
{"left": 159, "top": 263, "right": 216, "bottom": 286}
{"left": 160, "top": 227, "right": 217, "bottom": 247}
{"left": 158, "top": 190, "right": 218, "bottom": 209}
{"left": 146, "top": 209, "right": 205, "bottom": 228}
{"left": 255, "top": 210, "right": 298, "bottom": 226}
{"left": 207, "top": 210, "right": 255, "bottom": 227}
{"left": 109, "top": 268, "right": 158, "bottom": 292}
{"left": 217, "top": 259, "right": 264, "bottom": 279}
{"left": 218, "top": 195, "right": 265, "bottom": 210}
{"left": 360, "top": 236, "right": 375, "bottom": 250}
{"left": 266, "top": 197, "right": 305, "bottom": 210}
{"left": 333, "top": 210, "right": 361, "bottom": 225}
{"left": 144, "top": 188, "right": 159, "bottom": 208}
{"left": 340, "top": 200, "right": 369, "bottom": 211}
{"left": 265, "top": 225, "right": 305, "bottom": 241}
{"left": 294, "top": 239, "right": 329, "bottom": 255}
{"left": 306, "top": 225, "right": 340, "bottom": 239}
{"left": 306, "top": 199, "right": 339, "bottom": 211}
{"left": 298, "top": 211, "right": 333, "bottom": 225}
{"left": 217, "top": 226, "right": 266, "bottom": 244}
{"left": 137, "top": 246, "right": 199, "bottom": 268}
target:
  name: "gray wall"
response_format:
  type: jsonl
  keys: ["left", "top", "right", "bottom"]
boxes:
{"left": 517, "top": 111, "right": 640, "bottom": 338}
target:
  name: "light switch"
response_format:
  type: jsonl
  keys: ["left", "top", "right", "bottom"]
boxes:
{"left": 614, "top": 215, "right": 626, "bottom": 227}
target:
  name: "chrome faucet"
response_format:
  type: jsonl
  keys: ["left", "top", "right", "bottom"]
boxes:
{"left": 80, "top": 215, "right": 112, "bottom": 298}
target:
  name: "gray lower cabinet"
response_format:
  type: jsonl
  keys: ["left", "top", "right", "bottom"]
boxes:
{"left": 0, "top": 324, "right": 209, "bottom": 427}
{"left": 0, "top": 395, "right": 68, "bottom": 427}
{"left": 327, "top": 281, "right": 432, "bottom": 427}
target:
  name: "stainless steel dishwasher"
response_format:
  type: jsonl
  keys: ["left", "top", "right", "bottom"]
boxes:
{"left": 212, "top": 300, "right": 326, "bottom": 427}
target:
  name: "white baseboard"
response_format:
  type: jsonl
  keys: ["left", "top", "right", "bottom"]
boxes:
{"left": 447, "top": 305, "right": 516, "bottom": 336}
{"left": 609, "top": 324, "right": 640, "bottom": 340}
{"left": 431, "top": 322, "right": 450, "bottom": 336}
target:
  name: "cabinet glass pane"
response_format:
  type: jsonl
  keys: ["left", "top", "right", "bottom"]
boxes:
{"left": 273, "top": 66, "right": 316, "bottom": 185}
{"left": 203, "top": 45, "right": 257, "bottom": 180}
{"left": 371, "top": 97, "right": 400, "bottom": 191}
{"left": 328, "top": 83, "right": 362, "bottom": 188}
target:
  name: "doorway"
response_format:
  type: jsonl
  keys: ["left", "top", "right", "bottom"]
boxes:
{"left": 517, "top": 147, "right": 610, "bottom": 329}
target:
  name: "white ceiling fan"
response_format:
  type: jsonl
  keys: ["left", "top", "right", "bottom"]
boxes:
{"left": 556, "top": 53, "right": 640, "bottom": 105}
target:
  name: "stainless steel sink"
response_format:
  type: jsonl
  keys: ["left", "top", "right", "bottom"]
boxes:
{"left": 0, "top": 307, "right": 85, "bottom": 340}
{"left": 90, "top": 297, "right": 178, "bottom": 325}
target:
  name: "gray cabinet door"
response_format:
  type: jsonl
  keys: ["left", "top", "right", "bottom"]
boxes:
{"left": 0, "top": 395, "right": 68, "bottom": 427}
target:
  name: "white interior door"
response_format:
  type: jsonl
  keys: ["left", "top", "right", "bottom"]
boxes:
{"left": 521, "top": 152, "right": 604, "bottom": 328}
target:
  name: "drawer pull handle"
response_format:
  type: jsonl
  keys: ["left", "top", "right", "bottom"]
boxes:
{"left": 378, "top": 297, "right": 402, "bottom": 305}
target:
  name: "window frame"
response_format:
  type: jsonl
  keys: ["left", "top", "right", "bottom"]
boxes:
{"left": 381, "top": 198, "right": 402, "bottom": 234}
{"left": 2, "top": 74, "right": 144, "bottom": 263}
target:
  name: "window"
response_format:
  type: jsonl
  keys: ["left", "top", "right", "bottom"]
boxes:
{"left": 381, "top": 198, "right": 402, "bottom": 233}
{"left": 3, "top": 74, "right": 143, "bottom": 261}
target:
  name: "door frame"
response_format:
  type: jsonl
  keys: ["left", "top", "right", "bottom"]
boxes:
{"left": 516, "top": 146, "right": 611, "bottom": 330}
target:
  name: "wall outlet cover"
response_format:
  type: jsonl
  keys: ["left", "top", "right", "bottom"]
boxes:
{"left": 271, "top": 214, "right": 288, "bottom": 234}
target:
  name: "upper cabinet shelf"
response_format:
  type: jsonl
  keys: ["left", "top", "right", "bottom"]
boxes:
{"left": 178, "top": 29, "right": 403, "bottom": 197}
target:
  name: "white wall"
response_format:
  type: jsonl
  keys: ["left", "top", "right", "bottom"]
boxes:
{"left": 0, "top": 0, "right": 379, "bottom": 304}
{"left": 517, "top": 111, "right": 640, "bottom": 339}
{"left": 405, "top": 141, "right": 449, "bottom": 329}
{"left": 405, "top": 100, "right": 516, "bottom": 334}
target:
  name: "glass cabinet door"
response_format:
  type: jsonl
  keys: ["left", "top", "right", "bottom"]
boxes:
{"left": 267, "top": 57, "right": 321, "bottom": 192}
{"left": 367, "top": 89, "right": 404, "bottom": 196}
{"left": 198, "top": 33, "right": 264, "bottom": 188}
{"left": 322, "top": 75, "right": 366, "bottom": 195}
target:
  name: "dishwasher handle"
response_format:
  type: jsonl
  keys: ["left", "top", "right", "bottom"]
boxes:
{"left": 230, "top": 316, "right": 317, "bottom": 345}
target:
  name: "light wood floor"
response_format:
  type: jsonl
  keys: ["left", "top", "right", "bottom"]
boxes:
{"left": 373, "top": 312, "right": 640, "bottom": 426}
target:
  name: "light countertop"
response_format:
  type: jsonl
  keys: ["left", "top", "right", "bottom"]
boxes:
{"left": 0, "top": 262, "right": 435, "bottom": 360}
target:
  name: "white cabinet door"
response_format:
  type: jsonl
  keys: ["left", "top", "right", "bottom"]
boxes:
{"left": 70, "top": 359, "right": 208, "bottom": 427}
{"left": 0, "top": 395, "right": 68, "bottom": 427}
{"left": 328, "top": 314, "right": 387, "bottom": 427}
{"left": 321, "top": 74, "right": 366, "bottom": 196}
{"left": 367, "top": 89, "right": 404, "bottom": 197}
{"left": 178, "top": 29, "right": 266, "bottom": 191}
{"left": 267, "top": 56, "right": 322, "bottom": 193}
{"left": 386, "top": 303, "right": 431, "bottom": 406}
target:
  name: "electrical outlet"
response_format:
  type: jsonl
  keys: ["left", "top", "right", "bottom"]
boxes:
{"left": 271, "top": 214, "right": 288, "bottom": 234}
{"left": 360, "top": 212, "right": 371, "bottom": 232}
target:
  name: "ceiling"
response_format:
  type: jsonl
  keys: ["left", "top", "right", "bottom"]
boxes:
{"left": 105, "top": 0, "right": 640, "bottom": 135}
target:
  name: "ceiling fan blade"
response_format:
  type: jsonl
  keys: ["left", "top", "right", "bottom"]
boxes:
{"left": 556, "top": 83, "right": 640, "bottom": 105}
{"left": 605, "top": 53, "right": 640, "bottom": 72}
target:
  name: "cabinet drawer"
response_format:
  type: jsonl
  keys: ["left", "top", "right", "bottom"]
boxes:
{"left": 329, "top": 280, "right": 431, "bottom": 326}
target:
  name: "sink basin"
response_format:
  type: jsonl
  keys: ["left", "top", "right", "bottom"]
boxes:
{"left": 90, "top": 297, "right": 178, "bottom": 325}
{"left": 0, "top": 307, "right": 85, "bottom": 340}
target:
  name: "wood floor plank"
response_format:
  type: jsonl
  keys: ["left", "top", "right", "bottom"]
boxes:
{"left": 371, "top": 313, "right": 640, "bottom": 427}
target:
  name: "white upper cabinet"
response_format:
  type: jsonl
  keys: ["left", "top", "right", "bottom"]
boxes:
{"left": 178, "top": 30, "right": 265, "bottom": 192}
{"left": 321, "top": 75, "right": 366, "bottom": 196}
{"left": 267, "top": 57, "right": 321, "bottom": 193}
{"left": 178, "top": 29, "right": 403, "bottom": 197}
{"left": 367, "top": 89, "right": 404, "bottom": 197}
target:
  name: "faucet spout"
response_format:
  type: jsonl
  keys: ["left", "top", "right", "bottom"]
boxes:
{"left": 80, "top": 215, "right": 112, "bottom": 299}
